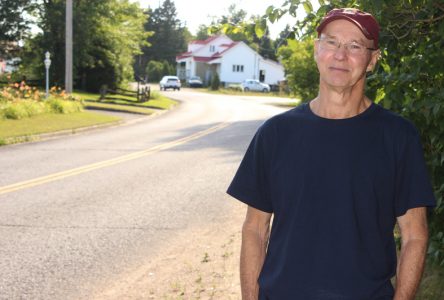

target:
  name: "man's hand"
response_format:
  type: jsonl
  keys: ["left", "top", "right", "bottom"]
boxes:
{"left": 394, "top": 207, "right": 429, "bottom": 300}
{"left": 240, "top": 206, "right": 272, "bottom": 300}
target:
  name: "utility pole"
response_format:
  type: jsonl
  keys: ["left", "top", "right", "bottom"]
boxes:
{"left": 65, "top": 0, "right": 73, "bottom": 93}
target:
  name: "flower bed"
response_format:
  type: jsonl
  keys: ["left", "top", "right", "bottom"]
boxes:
{"left": 0, "top": 81, "right": 83, "bottom": 120}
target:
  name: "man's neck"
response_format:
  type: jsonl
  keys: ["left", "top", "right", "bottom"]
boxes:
{"left": 310, "top": 84, "right": 371, "bottom": 119}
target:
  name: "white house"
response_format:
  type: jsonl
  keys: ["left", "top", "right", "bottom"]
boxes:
{"left": 176, "top": 35, "right": 284, "bottom": 87}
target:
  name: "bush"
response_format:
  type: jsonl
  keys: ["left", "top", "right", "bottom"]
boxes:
{"left": 146, "top": 60, "right": 176, "bottom": 82}
{"left": 211, "top": 72, "right": 220, "bottom": 91}
{"left": 1, "top": 103, "right": 28, "bottom": 120}
{"left": 46, "top": 98, "right": 83, "bottom": 114}
{"left": 0, "top": 82, "right": 83, "bottom": 119}
{"left": 146, "top": 61, "right": 163, "bottom": 82}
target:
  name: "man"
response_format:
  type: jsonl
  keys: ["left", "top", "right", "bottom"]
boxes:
{"left": 227, "top": 8, "right": 436, "bottom": 300}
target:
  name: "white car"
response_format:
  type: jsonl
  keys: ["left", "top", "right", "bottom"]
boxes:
{"left": 241, "top": 79, "right": 270, "bottom": 93}
{"left": 159, "top": 76, "right": 181, "bottom": 91}
{"left": 187, "top": 76, "right": 203, "bottom": 88}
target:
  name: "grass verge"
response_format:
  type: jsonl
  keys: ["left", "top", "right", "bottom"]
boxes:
{"left": 73, "top": 90, "right": 177, "bottom": 114}
{"left": 0, "top": 112, "right": 120, "bottom": 146}
{"left": 200, "top": 87, "right": 293, "bottom": 98}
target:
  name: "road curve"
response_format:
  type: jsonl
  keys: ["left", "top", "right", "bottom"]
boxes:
{"left": 0, "top": 90, "right": 287, "bottom": 299}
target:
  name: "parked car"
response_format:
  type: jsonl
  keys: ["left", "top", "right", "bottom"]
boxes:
{"left": 187, "top": 76, "right": 203, "bottom": 88}
{"left": 159, "top": 76, "right": 181, "bottom": 91}
{"left": 241, "top": 79, "right": 270, "bottom": 92}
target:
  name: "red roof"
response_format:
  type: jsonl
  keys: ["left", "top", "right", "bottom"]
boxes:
{"left": 176, "top": 51, "right": 192, "bottom": 60}
{"left": 176, "top": 37, "right": 240, "bottom": 62}
{"left": 218, "top": 42, "right": 238, "bottom": 55}
{"left": 190, "top": 35, "right": 219, "bottom": 45}
{"left": 193, "top": 56, "right": 220, "bottom": 62}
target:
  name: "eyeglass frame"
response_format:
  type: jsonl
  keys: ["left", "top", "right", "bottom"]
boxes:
{"left": 316, "top": 36, "right": 377, "bottom": 55}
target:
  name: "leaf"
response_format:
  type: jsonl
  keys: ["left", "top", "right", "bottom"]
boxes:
{"left": 266, "top": 5, "right": 274, "bottom": 16}
{"left": 374, "top": 88, "right": 385, "bottom": 104}
{"left": 432, "top": 103, "right": 441, "bottom": 116}
{"left": 302, "top": 1, "right": 313, "bottom": 14}
{"left": 254, "top": 18, "right": 267, "bottom": 38}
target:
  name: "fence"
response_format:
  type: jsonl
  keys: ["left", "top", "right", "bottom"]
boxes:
{"left": 99, "top": 84, "right": 150, "bottom": 102}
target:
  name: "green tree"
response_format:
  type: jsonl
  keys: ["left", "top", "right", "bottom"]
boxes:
{"left": 214, "top": 5, "right": 252, "bottom": 44}
{"left": 278, "top": 38, "right": 318, "bottom": 100}
{"left": 275, "top": 25, "right": 294, "bottom": 49}
{"left": 21, "top": 0, "right": 147, "bottom": 91}
{"left": 250, "top": 15, "right": 277, "bottom": 60}
{"left": 195, "top": 24, "right": 210, "bottom": 40}
{"left": 145, "top": 59, "right": 175, "bottom": 82}
{"left": 146, "top": 60, "right": 163, "bottom": 82}
{"left": 209, "top": 5, "right": 278, "bottom": 60}
{"left": 138, "top": 0, "right": 188, "bottom": 75}
{"left": 0, "top": 0, "right": 36, "bottom": 57}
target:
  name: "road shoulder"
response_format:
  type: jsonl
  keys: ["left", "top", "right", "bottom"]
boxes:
{"left": 93, "top": 200, "right": 245, "bottom": 300}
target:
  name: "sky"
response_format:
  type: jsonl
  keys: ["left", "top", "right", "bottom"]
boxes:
{"left": 133, "top": 0, "right": 307, "bottom": 39}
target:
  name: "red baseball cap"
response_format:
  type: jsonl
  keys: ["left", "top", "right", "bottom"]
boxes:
{"left": 316, "top": 8, "right": 380, "bottom": 49}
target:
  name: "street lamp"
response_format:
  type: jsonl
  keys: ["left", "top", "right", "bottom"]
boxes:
{"left": 44, "top": 51, "right": 51, "bottom": 98}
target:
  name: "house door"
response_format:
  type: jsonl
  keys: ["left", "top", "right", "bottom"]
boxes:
{"left": 259, "top": 70, "right": 265, "bottom": 82}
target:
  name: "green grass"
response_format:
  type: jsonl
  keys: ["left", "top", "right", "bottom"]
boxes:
{"left": 72, "top": 89, "right": 177, "bottom": 113}
{"left": 0, "top": 112, "right": 120, "bottom": 145}
{"left": 83, "top": 101, "right": 154, "bottom": 115}
{"left": 200, "top": 87, "right": 294, "bottom": 98}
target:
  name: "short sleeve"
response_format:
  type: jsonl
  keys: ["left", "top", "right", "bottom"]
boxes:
{"left": 227, "top": 124, "right": 273, "bottom": 213}
{"left": 394, "top": 127, "right": 436, "bottom": 217}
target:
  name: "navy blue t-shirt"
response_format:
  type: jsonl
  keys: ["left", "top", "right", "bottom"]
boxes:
{"left": 227, "top": 102, "right": 436, "bottom": 300}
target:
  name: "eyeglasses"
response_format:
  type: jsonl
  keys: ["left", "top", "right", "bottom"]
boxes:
{"left": 317, "top": 37, "right": 377, "bottom": 55}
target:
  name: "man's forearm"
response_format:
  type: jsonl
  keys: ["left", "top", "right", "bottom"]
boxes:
{"left": 394, "top": 238, "right": 428, "bottom": 300}
{"left": 240, "top": 225, "right": 269, "bottom": 300}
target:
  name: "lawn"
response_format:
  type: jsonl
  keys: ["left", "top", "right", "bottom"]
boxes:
{"left": 199, "top": 87, "right": 294, "bottom": 98}
{"left": 0, "top": 87, "right": 177, "bottom": 146}
{"left": 73, "top": 89, "right": 177, "bottom": 114}
{"left": 0, "top": 112, "right": 120, "bottom": 145}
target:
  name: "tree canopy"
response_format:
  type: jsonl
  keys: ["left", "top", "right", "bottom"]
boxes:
{"left": 0, "top": 0, "right": 36, "bottom": 57}
{"left": 19, "top": 0, "right": 147, "bottom": 91}
{"left": 135, "top": 0, "right": 189, "bottom": 77}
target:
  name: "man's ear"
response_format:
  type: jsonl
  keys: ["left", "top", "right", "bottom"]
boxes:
{"left": 366, "top": 49, "right": 381, "bottom": 72}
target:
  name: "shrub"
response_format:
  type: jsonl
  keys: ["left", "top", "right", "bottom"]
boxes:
{"left": 146, "top": 60, "right": 164, "bottom": 82}
{"left": 211, "top": 72, "right": 220, "bottom": 91}
{"left": 2, "top": 103, "right": 28, "bottom": 120}
{"left": 22, "top": 101, "right": 46, "bottom": 117}
{"left": 46, "top": 98, "right": 83, "bottom": 114}
{"left": 0, "top": 82, "right": 83, "bottom": 119}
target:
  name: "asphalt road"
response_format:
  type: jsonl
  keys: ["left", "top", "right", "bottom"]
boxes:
{"left": 0, "top": 89, "right": 287, "bottom": 299}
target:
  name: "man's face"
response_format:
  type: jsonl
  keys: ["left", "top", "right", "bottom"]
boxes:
{"left": 314, "top": 19, "right": 379, "bottom": 90}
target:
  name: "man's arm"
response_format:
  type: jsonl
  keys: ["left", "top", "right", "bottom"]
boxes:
{"left": 394, "top": 207, "right": 429, "bottom": 300}
{"left": 240, "top": 206, "right": 272, "bottom": 300}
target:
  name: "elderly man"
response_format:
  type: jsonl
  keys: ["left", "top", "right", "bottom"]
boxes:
{"left": 227, "top": 8, "right": 436, "bottom": 300}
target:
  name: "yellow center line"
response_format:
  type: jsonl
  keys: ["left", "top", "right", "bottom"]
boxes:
{"left": 0, "top": 121, "right": 231, "bottom": 196}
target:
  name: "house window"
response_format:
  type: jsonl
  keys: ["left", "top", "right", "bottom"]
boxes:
{"left": 209, "top": 45, "right": 215, "bottom": 52}
{"left": 232, "top": 64, "right": 244, "bottom": 73}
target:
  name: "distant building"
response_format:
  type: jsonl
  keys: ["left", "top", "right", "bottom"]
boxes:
{"left": 0, "top": 57, "right": 20, "bottom": 74}
{"left": 176, "top": 35, "right": 284, "bottom": 87}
